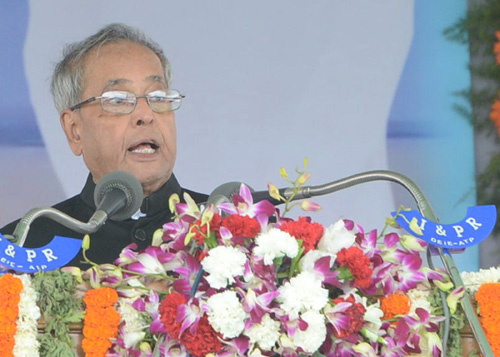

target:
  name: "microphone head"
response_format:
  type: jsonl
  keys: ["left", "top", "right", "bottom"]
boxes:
{"left": 94, "top": 171, "right": 144, "bottom": 221}
{"left": 206, "top": 181, "right": 254, "bottom": 207}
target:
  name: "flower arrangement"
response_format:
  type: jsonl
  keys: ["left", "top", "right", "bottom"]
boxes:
{"left": 58, "top": 163, "right": 454, "bottom": 357}
{"left": 3, "top": 163, "right": 499, "bottom": 356}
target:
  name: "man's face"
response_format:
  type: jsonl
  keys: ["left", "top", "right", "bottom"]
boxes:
{"left": 61, "top": 41, "right": 177, "bottom": 197}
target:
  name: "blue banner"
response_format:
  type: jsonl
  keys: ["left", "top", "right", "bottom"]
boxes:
{"left": 393, "top": 205, "right": 496, "bottom": 249}
{"left": 0, "top": 234, "right": 81, "bottom": 272}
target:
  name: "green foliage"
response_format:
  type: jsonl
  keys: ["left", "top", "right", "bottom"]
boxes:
{"left": 445, "top": 0, "right": 500, "bottom": 234}
{"left": 33, "top": 270, "right": 84, "bottom": 357}
{"left": 428, "top": 288, "right": 464, "bottom": 357}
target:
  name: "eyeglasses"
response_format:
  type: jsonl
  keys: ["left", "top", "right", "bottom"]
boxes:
{"left": 69, "top": 89, "right": 185, "bottom": 114}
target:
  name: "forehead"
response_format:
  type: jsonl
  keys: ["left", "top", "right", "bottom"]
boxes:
{"left": 82, "top": 41, "right": 166, "bottom": 92}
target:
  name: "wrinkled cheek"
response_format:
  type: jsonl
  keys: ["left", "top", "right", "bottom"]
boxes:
{"left": 163, "top": 125, "right": 177, "bottom": 164}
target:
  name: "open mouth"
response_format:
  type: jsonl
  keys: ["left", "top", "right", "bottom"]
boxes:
{"left": 128, "top": 141, "right": 159, "bottom": 154}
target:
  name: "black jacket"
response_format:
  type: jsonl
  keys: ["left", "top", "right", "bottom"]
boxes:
{"left": 0, "top": 174, "right": 207, "bottom": 268}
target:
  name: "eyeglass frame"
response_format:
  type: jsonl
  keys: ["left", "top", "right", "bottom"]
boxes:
{"left": 69, "top": 89, "right": 185, "bottom": 114}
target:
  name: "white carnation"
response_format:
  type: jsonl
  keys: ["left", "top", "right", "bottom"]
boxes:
{"left": 201, "top": 246, "right": 247, "bottom": 289}
{"left": 278, "top": 271, "right": 328, "bottom": 319}
{"left": 253, "top": 228, "right": 299, "bottom": 265}
{"left": 406, "top": 288, "right": 432, "bottom": 314}
{"left": 317, "top": 219, "right": 355, "bottom": 255}
{"left": 118, "top": 298, "right": 146, "bottom": 349}
{"left": 362, "top": 298, "right": 383, "bottom": 342}
{"left": 292, "top": 310, "right": 326, "bottom": 353}
{"left": 14, "top": 274, "right": 40, "bottom": 357}
{"left": 244, "top": 314, "right": 281, "bottom": 351}
{"left": 299, "top": 249, "right": 332, "bottom": 273}
{"left": 461, "top": 266, "right": 500, "bottom": 294}
{"left": 207, "top": 290, "right": 246, "bottom": 338}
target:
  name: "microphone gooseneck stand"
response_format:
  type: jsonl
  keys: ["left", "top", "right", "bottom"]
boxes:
{"left": 10, "top": 208, "right": 108, "bottom": 247}
{"left": 7, "top": 170, "right": 144, "bottom": 248}
{"left": 287, "top": 170, "right": 493, "bottom": 357}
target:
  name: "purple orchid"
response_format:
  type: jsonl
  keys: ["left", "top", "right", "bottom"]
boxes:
{"left": 173, "top": 253, "right": 204, "bottom": 295}
{"left": 313, "top": 256, "right": 341, "bottom": 287}
{"left": 389, "top": 308, "right": 444, "bottom": 356}
{"left": 242, "top": 288, "right": 280, "bottom": 324}
{"left": 356, "top": 229, "right": 381, "bottom": 258}
{"left": 125, "top": 246, "right": 181, "bottom": 277}
{"left": 323, "top": 301, "right": 352, "bottom": 339}
{"left": 114, "top": 243, "right": 139, "bottom": 266}
{"left": 170, "top": 296, "right": 204, "bottom": 337}
{"left": 218, "top": 184, "right": 276, "bottom": 225}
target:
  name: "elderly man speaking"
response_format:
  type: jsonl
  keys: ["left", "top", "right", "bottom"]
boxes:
{"left": 1, "top": 23, "right": 207, "bottom": 267}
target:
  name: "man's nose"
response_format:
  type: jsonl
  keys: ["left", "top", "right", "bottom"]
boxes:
{"left": 132, "top": 97, "right": 155, "bottom": 125}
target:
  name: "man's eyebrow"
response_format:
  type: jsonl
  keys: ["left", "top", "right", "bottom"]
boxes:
{"left": 103, "top": 76, "right": 166, "bottom": 90}
{"left": 104, "top": 78, "right": 131, "bottom": 88}
{"left": 146, "top": 75, "right": 167, "bottom": 84}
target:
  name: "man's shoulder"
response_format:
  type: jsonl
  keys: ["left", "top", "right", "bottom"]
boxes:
{"left": 52, "top": 194, "right": 88, "bottom": 215}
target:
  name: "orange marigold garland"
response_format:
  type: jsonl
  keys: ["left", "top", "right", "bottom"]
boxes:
{"left": 82, "top": 287, "right": 120, "bottom": 357}
{"left": 475, "top": 283, "right": 500, "bottom": 356}
{"left": 490, "top": 31, "right": 500, "bottom": 136}
{"left": 489, "top": 97, "right": 500, "bottom": 136}
{"left": 0, "top": 274, "right": 23, "bottom": 357}
{"left": 380, "top": 293, "right": 412, "bottom": 321}
{"left": 494, "top": 31, "right": 500, "bottom": 65}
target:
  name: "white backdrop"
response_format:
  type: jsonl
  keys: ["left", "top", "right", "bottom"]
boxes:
{"left": 25, "top": 1, "right": 411, "bottom": 221}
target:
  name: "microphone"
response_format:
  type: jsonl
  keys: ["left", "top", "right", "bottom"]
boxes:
{"left": 7, "top": 171, "right": 143, "bottom": 247}
{"left": 206, "top": 181, "right": 285, "bottom": 207}
{"left": 94, "top": 170, "right": 144, "bottom": 221}
{"left": 206, "top": 181, "right": 258, "bottom": 207}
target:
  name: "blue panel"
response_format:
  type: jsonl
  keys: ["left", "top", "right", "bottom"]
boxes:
{"left": 0, "top": 0, "right": 43, "bottom": 146}
{"left": 387, "top": 2, "right": 470, "bottom": 138}
{"left": 386, "top": 1, "right": 478, "bottom": 271}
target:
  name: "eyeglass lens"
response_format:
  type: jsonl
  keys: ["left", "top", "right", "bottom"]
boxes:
{"left": 100, "top": 90, "right": 182, "bottom": 114}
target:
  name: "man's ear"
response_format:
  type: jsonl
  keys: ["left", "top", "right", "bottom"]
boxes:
{"left": 60, "top": 110, "right": 83, "bottom": 156}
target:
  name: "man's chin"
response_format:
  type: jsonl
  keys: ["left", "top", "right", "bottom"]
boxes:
{"left": 137, "top": 173, "right": 172, "bottom": 197}
{"left": 92, "top": 166, "right": 172, "bottom": 196}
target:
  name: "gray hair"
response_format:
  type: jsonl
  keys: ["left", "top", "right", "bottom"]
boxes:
{"left": 51, "top": 23, "right": 172, "bottom": 113}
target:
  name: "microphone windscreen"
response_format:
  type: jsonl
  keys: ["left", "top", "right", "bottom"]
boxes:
{"left": 94, "top": 171, "right": 144, "bottom": 221}
{"left": 206, "top": 181, "right": 253, "bottom": 207}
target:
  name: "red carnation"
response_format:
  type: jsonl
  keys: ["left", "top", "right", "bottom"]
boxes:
{"left": 159, "top": 292, "right": 186, "bottom": 338}
{"left": 159, "top": 294, "right": 222, "bottom": 356}
{"left": 332, "top": 295, "right": 366, "bottom": 338}
{"left": 181, "top": 315, "right": 223, "bottom": 357}
{"left": 337, "top": 246, "right": 373, "bottom": 289}
{"left": 191, "top": 213, "right": 222, "bottom": 245}
{"left": 279, "top": 216, "right": 324, "bottom": 252}
{"left": 221, "top": 214, "right": 261, "bottom": 238}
